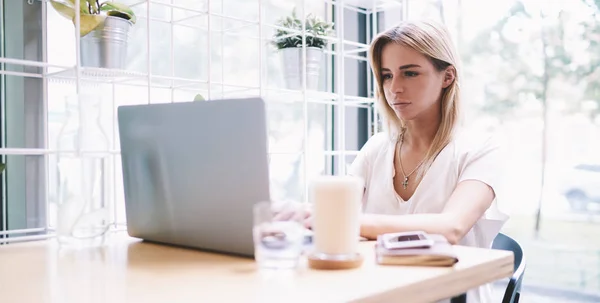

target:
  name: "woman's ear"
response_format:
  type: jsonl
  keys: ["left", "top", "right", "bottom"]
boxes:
{"left": 442, "top": 66, "right": 456, "bottom": 88}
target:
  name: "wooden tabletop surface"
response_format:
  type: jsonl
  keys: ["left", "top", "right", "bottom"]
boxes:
{"left": 0, "top": 232, "right": 513, "bottom": 303}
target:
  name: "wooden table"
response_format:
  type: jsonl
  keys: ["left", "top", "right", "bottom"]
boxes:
{"left": 0, "top": 232, "right": 513, "bottom": 303}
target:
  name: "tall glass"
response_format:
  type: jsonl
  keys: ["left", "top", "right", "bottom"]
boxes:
{"left": 253, "top": 201, "right": 306, "bottom": 269}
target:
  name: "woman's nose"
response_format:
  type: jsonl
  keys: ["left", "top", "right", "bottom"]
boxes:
{"left": 389, "top": 78, "right": 404, "bottom": 94}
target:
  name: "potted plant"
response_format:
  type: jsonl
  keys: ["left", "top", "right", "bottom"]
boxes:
{"left": 194, "top": 94, "right": 205, "bottom": 101}
{"left": 273, "top": 9, "right": 334, "bottom": 91}
{"left": 50, "top": 0, "right": 136, "bottom": 69}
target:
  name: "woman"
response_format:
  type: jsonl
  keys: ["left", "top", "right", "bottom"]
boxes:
{"left": 349, "top": 20, "right": 508, "bottom": 303}
{"left": 277, "top": 19, "right": 507, "bottom": 303}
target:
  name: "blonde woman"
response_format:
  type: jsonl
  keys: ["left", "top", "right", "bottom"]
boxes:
{"left": 350, "top": 20, "right": 508, "bottom": 302}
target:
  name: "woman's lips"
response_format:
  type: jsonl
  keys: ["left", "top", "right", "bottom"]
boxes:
{"left": 392, "top": 102, "right": 411, "bottom": 109}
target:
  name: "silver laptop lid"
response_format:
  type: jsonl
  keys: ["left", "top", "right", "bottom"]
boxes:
{"left": 117, "top": 98, "right": 270, "bottom": 257}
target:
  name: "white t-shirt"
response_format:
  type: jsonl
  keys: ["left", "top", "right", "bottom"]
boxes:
{"left": 348, "top": 127, "right": 509, "bottom": 303}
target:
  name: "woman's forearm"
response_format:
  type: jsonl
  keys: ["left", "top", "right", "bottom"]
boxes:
{"left": 359, "top": 181, "right": 496, "bottom": 245}
{"left": 360, "top": 213, "right": 464, "bottom": 244}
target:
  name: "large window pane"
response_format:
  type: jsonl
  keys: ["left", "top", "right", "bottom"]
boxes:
{"left": 406, "top": 0, "right": 600, "bottom": 300}
{"left": 1, "top": 1, "right": 46, "bottom": 237}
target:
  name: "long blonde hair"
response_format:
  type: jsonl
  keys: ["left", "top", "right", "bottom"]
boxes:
{"left": 369, "top": 20, "right": 461, "bottom": 180}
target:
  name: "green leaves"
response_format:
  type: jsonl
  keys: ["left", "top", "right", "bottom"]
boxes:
{"left": 193, "top": 94, "right": 205, "bottom": 101}
{"left": 87, "top": 0, "right": 99, "bottom": 14}
{"left": 100, "top": 2, "right": 136, "bottom": 24}
{"left": 79, "top": 0, "right": 90, "bottom": 14}
{"left": 50, "top": 1, "right": 76, "bottom": 19}
{"left": 272, "top": 8, "right": 334, "bottom": 50}
{"left": 0, "top": 163, "right": 5, "bottom": 174}
{"left": 49, "top": 0, "right": 136, "bottom": 36}
{"left": 49, "top": 0, "right": 101, "bottom": 36}
{"left": 79, "top": 14, "right": 105, "bottom": 36}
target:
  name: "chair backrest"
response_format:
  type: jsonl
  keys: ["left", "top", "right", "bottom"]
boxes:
{"left": 492, "top": 233, "right": 526, "bottom": 303}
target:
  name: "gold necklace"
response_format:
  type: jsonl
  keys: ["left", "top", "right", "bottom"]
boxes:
{"left": 398, "top": 137, "right": 426, "bottom": 190}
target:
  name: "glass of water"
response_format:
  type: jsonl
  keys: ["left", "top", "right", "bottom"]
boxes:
{"left": 253, "top": 201, "right": 306, "bottom": 269}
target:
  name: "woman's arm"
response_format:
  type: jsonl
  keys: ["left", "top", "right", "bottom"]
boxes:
{"left": 359, "top": 179, "right": 495, "bottom": 244}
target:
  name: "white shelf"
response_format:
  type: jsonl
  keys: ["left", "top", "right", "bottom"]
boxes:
{"left": 46, "top": 66, "right": 148, "bottom": 84}
{"left": 0, "top": 57, "right": 70, "bottom": 79}
{"left": 42, "top": 65, "right": 375, "bottom": 105}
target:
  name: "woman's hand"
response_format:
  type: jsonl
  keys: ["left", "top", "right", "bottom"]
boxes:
{"left": 273, "top": 201, "right": 313, "bottom": 229}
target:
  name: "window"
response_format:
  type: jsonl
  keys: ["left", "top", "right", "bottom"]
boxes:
{"left": 407, "top": 0, "right": 600, "bottom": 299}
{"left": 0, "top": 0, "right": 47, "bottom": 240}
{"left": 2, "top": 0, "right": 376, "bottom": 240}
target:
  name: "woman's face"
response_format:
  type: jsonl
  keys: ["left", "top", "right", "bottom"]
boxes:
{"left": 380, "top": 43, "right": 453, "bottom": 121}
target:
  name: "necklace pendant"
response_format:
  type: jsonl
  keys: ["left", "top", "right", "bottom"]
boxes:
{"left": 402, "top": 176, "right": 409, "bottom": 189}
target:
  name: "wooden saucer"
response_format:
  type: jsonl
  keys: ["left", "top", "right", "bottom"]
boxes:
{"left": 307, "top": 253, "right": 364, "bottom": 270}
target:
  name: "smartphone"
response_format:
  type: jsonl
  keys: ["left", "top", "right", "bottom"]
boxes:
{"left": 381, "top": 231, "right": 435, "bottom": 250}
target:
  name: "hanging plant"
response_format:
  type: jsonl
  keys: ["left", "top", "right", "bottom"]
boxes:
{"left": 49, "top": 0, "right": 136, "bottom": 36}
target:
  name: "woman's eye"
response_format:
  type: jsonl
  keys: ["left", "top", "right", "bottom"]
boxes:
{"left": 404, "top": 71, "right": 419, "bottom": 77}
{"left": 382, "top": 74, "right": 392, "bottom": 80}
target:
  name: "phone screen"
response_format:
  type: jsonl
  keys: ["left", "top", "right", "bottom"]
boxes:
{"left": 382, "top": 232, "right": 434, "bottom": 250}
{"left": 394, "top": 235, "right": 424, "bottom": 242}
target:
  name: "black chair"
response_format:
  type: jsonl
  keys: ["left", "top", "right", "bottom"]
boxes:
{"left": 450, "top": 233, "right": 525, "bottom": 303}
{"left": 492, "top": 233, "right": 526, "bottom": 303}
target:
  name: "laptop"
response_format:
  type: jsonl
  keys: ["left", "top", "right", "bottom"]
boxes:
{"left": 116, "top": 97, "right": 271, "bottom": 257}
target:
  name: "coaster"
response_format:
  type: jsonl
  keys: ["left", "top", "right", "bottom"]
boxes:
{"left": 307, "top": 252, "right": 364, "bottom": 270}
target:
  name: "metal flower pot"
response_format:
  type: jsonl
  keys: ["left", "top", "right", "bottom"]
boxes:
{"left": 280, "top": 47, "right": 323, "bottom": 91}
{"left": 80, "top": 16, "right": 132, "bottom": 69}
